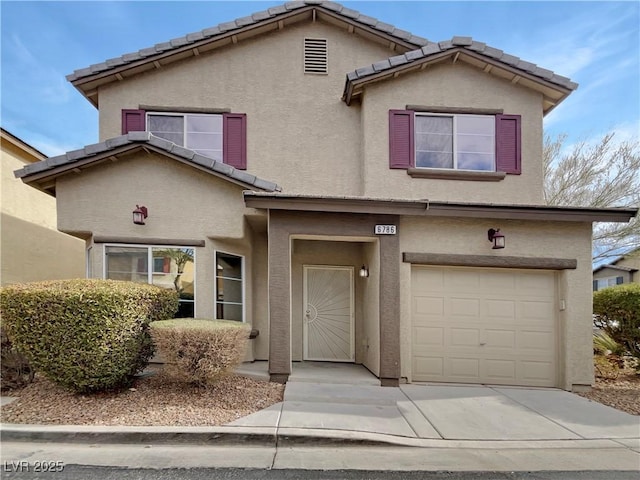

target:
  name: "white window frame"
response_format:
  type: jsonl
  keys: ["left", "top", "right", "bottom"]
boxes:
{"left": 214, "top": 250, "right": 245, "bottom": 323}
{"left": 102, "top": 243, "right": 197, "bottom": 317}
{"left": 414, "top": 112, "right": 495, "bottom": 172}
{"left": 146, "top": 111, "right": 223, "bottom": 160}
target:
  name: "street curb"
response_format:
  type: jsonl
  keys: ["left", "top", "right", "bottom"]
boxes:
{"left": 0, "top": 424, "right": 401, "bottom": 447}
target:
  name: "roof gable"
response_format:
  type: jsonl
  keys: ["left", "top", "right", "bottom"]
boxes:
{"left": 14, "top": 132, "right": 281, "bottom": 196}
{"left": 67, "top": 1, "right": 429, "bottom": 106}
{"left": 343, "top": 37, "right": 578, "bottom": 114}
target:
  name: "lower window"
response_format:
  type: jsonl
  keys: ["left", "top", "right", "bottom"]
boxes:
{"left": 215, "top": 252, "right": 244, "bottom": 322}
{"left": 105, "top": 245, "right": 195, "bottom": 317}
{"left": 593, "top": 276, "right": 623, "bottom": 291}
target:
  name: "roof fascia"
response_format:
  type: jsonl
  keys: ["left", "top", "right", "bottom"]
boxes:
{"left": 19, "top": 143, "right": 273, "bottom": 195}
{"left": 243, "top": 193, "right": 638, "bottom": 223}
{"left": 343, "top": 48, "right": 573, "bottom": 112}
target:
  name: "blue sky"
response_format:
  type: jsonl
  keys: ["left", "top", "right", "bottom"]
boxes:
{"left": 1, "top": 0, "right": 638, "bottom": 156}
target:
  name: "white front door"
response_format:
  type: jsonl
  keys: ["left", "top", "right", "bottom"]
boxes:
{"left": 303, "top": 265, "right": 355, "bottom": 362}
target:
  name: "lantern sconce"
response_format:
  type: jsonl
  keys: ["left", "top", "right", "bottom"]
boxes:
{"left": 133, "top": 205, "right": 148, "bottom": 225}
{"left": 359, "top": 265, "right": 369, "bottom": 278}
{"left": 487, "top": 228, "right": 505, "bottom": 249}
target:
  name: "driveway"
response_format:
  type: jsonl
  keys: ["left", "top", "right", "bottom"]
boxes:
{"left": 231, "top": 381, "right": 640, "bottom": 443}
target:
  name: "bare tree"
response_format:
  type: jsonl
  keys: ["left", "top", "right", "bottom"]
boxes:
{"left": 543, "top": 133, "right": 640, "bottom": 262}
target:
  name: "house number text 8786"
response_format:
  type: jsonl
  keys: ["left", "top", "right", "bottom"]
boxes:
{"left": 374, "top": 225, "right": 397, "bottom": 235}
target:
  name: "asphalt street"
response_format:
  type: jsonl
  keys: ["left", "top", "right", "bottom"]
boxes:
{"left": 2, "top": 465, "right": 640, "bottom": 480}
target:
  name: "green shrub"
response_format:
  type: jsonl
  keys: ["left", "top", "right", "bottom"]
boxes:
{"left": 150, "top": 319, "right": 250, "bottom": 386}
{"left": 0, "top": 326, "right": 34, "bottom": 391}
{"left": 0, "top": 279, "right": 178, "bottom": 393}
{"left": 593, "top": 283, "right": 640, "bottom": 368}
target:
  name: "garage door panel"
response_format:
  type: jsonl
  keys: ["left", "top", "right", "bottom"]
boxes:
{"left": 519, "top": 330, "right": 554, "bottom": 351}
{"left": 485, "top": 299, "right": 516, "bottom": 318}
{"left": 414, "top": 356, "right": 444, "bottom": 377}
{"left": 450, "top": 328, "right": 480, "bottom": 346}
{"left": 484, "top": 359, "right": 516, "bottom": 381}
{"left": 484, "top": 329, "right": 516, "bottom": 348}
{"left": 414, "top": 296, "right": 444, "bottom": 315}
{"left": 414, "top": 326, "right": 444, "bottom": 346}
{"left": 521, "top": 360, "right": 554, "bottom": 382}
{"left": 450, "top": 358, "right": 480, "bottom": 378}
{"left": 450, "top": 297, "right": 481, "bottom": 316}
{"left": 411, "top": 266, "right": 557, "bottom": 387}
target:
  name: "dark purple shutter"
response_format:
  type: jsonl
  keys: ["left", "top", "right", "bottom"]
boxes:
{"left": 389, "top": 110, "right": 414, "bottom": 169}
{"left": 223, "top": 113, "right": 247, "bottom": 170}
{"left": 616, "top": 276, "right": 624, "bottom": 285}
{"left": 122, "top": 109, "right": 146, "bottom": 134}
{"left": 495, "top": 114, "right": 521, "bottom": 174}
{"left": 592, "top": 280, "right": 598, "bottom": 291}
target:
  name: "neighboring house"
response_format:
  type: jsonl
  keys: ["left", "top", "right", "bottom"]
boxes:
{"left": 15, "top": 1, "right": 637, "bottom": 390}
{"left": 1, "top": 128, "right": 85, "bottom": 285}
{"left": 593, "top": 248, "right": 640, "bottom": 291}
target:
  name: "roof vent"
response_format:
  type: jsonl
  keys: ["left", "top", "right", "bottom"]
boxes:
{"left": 304, "top": 38, "right": 328, "bottom": 74}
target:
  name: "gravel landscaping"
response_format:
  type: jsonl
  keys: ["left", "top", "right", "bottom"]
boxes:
{"left": 576, "top": 370, "right": 640, "bottom": 416}
{"left": 0, "top": 372, "right": 284, "bottom": 426}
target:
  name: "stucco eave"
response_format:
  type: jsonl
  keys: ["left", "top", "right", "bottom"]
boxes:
{"left": 243, "top": 192, "right": 638, "bottom": 223}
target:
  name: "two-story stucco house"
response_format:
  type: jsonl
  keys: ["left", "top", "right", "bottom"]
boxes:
{"left": 15, "top": 1, "right": 637, "bottom": 391}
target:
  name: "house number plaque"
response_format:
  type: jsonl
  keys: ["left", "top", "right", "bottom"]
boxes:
{"left": 374, "top": 225, "right": 397, "bottom": 235}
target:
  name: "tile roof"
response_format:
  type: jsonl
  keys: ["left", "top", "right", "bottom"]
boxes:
{"left": 66, "top": 1, "right": 429, "bottom": 83}
{"left": 15, "top": 132, "right": 281, "bottom": 193}
{"left": 345, "top": 36, "right": 579, "bottom": 92}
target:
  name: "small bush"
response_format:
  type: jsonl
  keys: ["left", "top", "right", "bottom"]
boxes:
{"left": 150, "top": 319, "right": 250, "bottom": 386}
{"left": 0, "top": 326, "right": 34, "bottom": 391}
{"left": 0, "top": 279, "right": 178, "bottom": 393}
{"left": 593, "top": 283, "right": 640, "bottom": 369}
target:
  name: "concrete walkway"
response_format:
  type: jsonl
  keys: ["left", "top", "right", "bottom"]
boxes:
{"left": 1, "top": 363, "right": 639, "bottom": 471}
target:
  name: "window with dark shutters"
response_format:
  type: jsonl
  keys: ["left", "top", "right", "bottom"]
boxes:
{"left": 120, "top": 109, "right": 247, "bottom": 170}
{"left": 495, "top": 114, "right": 521, "bottom": 174}
{"left": 122, "top": 109, "right": 146, "bottom": 134}
{"left": 389, "top": 110, "right": 414, "bottom": 169}
{"left": 223, "top": 113, "right": 247, "bottom": 170}
{"left": 388, "top": 110, "right": 521, "bottom": 175}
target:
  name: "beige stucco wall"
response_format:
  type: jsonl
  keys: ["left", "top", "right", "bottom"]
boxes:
{"left": 1, "top": 139, "right": 84, "bottom": 285}
{"left": 361, "top": 62, "right": 545, "bottom": 205}
{"left": 399, "top": 217, "right": 594, "bottom": 390}
{"left": 57, "top": 151, "right": 263, "bottom": 329}
{"left": 97, "top": 20, "right": 397, "bottom": 197}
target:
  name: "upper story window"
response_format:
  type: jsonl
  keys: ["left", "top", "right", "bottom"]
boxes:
{"left": 389, "top": 109, "right": 521, "bottom": 177}
{"left": 415, "top": 114, "right": 495, "bottom": 171}
{"left": 122, "top": 109, "right": 246, "bottom": 170}
{"left": 148, "top": 113, "right": 223, "bottom": 161}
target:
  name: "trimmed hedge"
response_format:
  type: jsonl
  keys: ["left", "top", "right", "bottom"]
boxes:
{"left": 0, "top": 326, "right": 34, "bottom": 391}
{"left": 150, "top": 319, "right": 250, "bottom": 386}
{"left": 593, "top": 283, "right": 640, "bottom": 366}
{"left": 0, "top": 279, "right": 178, "bottom": 393}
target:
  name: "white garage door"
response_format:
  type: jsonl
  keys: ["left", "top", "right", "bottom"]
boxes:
{"left": 411, "top": 266, "right": 557, "bottom": 387}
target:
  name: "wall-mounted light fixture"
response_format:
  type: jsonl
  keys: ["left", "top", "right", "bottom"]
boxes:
{"left": 359, "top": 265, "right": 369, "bottom": 278}
{"left": 133, "top": 205, "right": 148, "bottom": 225}
{"left": 487, "top": 228, "right": 505, "bottom": 249}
